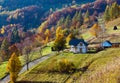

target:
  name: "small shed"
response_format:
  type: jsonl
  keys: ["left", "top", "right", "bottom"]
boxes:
{"left": 113, "top": 26, "right": 118, "bottom": 30}
{"left": 101, "top": 41, "right": 112, "bottom": 48}
{"left": 69, "top": 39, "right": 88, "bottom": 53}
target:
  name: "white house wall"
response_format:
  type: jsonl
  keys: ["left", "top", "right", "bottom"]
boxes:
{"left": 70, "top": 43, "right": 88, "bottom": 53}
{"left": 70, "top": 45, "right": 77, "bottom": 53}
{"left": 77, "top": 43, "right": 87, "bottom": 53}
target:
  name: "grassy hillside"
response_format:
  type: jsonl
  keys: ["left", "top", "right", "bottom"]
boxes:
{"left": 0, "top": 46, "right": 52, "bottom": 79}
{"left": 17, "top": 48, "right": 120, "bottom": 83}
{"left": 106, "top": 17, "right": 120, "bottom": 34}
{"left": 106, "top": 17, "right": 120, "bottom": 28}
{"left": 83, "top": 17, "right": 120, "bottom": 43}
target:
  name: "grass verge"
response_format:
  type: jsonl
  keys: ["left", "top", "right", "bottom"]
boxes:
{"left": 0, "top": 46, "right": 52, "bottom": 79}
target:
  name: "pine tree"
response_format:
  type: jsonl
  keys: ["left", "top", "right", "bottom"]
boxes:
{"left": 84, "top": 10, "right": 90, "bottom": 23}
{"left": 77, "top": 11, "right": 83, "bottom": 25}
{"left": 1, "top": 38, "right": 9, "bottom": 51}
{"left": 104, "top": 2, "right": 120, "bottom": 22}
{"left": 57, "top": 17, "right": 65, "bottom": 27}
{"left": 112, "top": 2, "right": 119, "bottom": 18}
{"left": 109, "top": 5, "right": 114, "bottom": 20}
{"left": 7, "top": 52, "right": 22, "bottom": 83}
{"left": 1, "top": 38, "right": 10, "bottom": 59}
{"left": 104, "top": 5, "right": 110, "bottom": 21}
{"left": 72, "top": 11, "right": 78, "bottom": 25}
{"left": 64, "top": 15, "right": 71, "bottom": 28}
{"left": 10, "top": 27, "right": 20, "bottom": 44}
{"left": 75, "top": 10, "right": 83, "bottom": 28}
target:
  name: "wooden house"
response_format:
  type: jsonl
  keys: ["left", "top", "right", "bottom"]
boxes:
{"left": 69, "top": 39, "right": 88, "bottom": 53}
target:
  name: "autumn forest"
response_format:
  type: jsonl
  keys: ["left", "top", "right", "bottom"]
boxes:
{"left": 0, "top": 0, "right": 120, "bottom": 83}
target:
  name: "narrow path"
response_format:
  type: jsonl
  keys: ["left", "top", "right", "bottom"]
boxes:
{"left": 0, "top": 53, "right": 54, "bottom": 83}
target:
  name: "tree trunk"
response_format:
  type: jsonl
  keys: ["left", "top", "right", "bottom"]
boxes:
{"left": 26, "top": 54, "right": 29, "bottom": 71}
{"left": 27, "top": 62, "right": 29, "bottom": 71}
{"left": 39, "top": 48, "right": 42, "bottom": 56}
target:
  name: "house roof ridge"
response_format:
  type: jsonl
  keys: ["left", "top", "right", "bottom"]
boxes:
{"left": 69, "top": 38, "right": 88, "bottom": 46}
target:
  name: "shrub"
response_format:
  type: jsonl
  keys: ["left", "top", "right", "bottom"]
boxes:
{"left": 47, "top": 59, "right": 58, "bottom": 72}
{"left": 37, "top": 59, "right": 58, "bottom": 73}
{"left": 38, "top": 58, "right": 75, "bottom": 73}
{"left": 57, "top": 59, "right": 75, "bottom": 73}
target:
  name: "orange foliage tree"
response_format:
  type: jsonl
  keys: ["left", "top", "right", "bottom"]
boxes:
{"left": 9, "top": 44, "right": 21, "bottom": 56}
{"left": 50, "top": 26, "right": 55, "bottom": 39}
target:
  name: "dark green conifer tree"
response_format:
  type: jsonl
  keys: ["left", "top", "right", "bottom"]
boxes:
{"left": 57, "top": 17, "right": 65, "bottom": 27}
{"left": 77, "top": 11, "right": 83, "bottom": 26}
{"left": 1, "top": 38, "right": 10, "bottom": 59}
{"left": 64, "top": 15, "right": 71, "bottom": 28}
{"left": 1, "top": 38, "right": 9, "bottom": 51}
{"left": 72, "top": 11, "right": 78, "bottom": 25}
{"left": 10, "top": 27, "right": 20, "bottom": 44}
{"left": 104, "top": 5, "right": 110, "bottom": 21}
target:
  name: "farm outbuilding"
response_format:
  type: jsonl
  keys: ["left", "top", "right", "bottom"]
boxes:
{"left": 101, "top": 41, "right": 112, "bottom": 48}
{"left": 113, "top": 26, "right": 118, "bottom": 30}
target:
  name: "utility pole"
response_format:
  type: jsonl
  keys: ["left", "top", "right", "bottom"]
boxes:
{"left": 98, "top": 16, "right": 106, "bottom": 43}
{"left": 98, "top": 15, "right": 106, "bottom": 48}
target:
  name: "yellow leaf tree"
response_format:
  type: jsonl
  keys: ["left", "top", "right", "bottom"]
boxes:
{"left": 38, "top": 21, "right": 47, "bottom": 33}
{"left": 44, "top": 29, "right": 51, "bottom": 45}
{"left": 1, "top": 27, "right": 5, "bottom": 34}
{"left": 53, "top": 34, "right": 66, "bottom": 52}
{"left": 89, "top": 23, "right": 101, "bottom": 37}
{"left": 66, "top": 33, "right": 74, "bottom": 44}
{"left": 45, "top": 36, "right": 49, "bottom": 45}
{"left": 56, "top": 26, "right": 62, "bottom": 37}
{"left": 7, "top": 52, "right": 22, "bottom": 83}
{"left": 45, "top": 29, "right": 50, "bottom": 37}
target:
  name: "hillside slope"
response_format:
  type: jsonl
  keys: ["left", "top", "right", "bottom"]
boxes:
{"left": 17, "top": 48, "right": 120, "bottom": 83}
{"left": 38, "top": 0, "right": 120, "bottom": 32}
{"left": 106, "top": 17, "right": 120, "bottom": 28}
{"left": 0, "top": 0, "right": 95, "bottom": 10}
{"left": 0, "top": 0, "right": 95, "bottom": 29}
